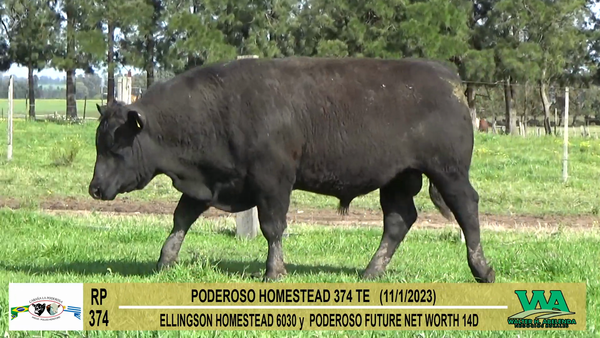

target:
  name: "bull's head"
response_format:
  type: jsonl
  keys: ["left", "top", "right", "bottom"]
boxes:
{"left": 89, "top": 102, "right": 155, "bottom": 200}
{"left": 32, "top": 303, "right": 46, "bottom": 316}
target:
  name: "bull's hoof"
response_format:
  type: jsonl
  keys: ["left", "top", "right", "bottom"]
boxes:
{"left": 262, "top": 275, "right": 283, "bottom": 283}
{"left": 262, "top": 269, "right": 287, "bottom": 282}
{"left": 362, "top": 269, "right": 384, "bottom": 280}
{"left": 475, "top": 267, "right": 496, "bottom": 283}
{"left": 156, "top": 259, "right": 178, "bottom": 272}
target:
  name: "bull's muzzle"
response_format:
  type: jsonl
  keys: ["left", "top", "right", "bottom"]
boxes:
{"left": 89, "top": 183, "right": 103, "bottom": 200}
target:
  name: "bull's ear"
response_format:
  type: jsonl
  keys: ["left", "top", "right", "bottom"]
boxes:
{"left": 127, "top": 110, "right": 144, "bottom": 131}
{"left": 96, "top": 103, "right": 104, "bottom": 116}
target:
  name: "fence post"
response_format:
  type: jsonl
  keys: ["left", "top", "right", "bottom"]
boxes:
{"left": 126, "top": 71, "right": 133, "bottom": 104}
{"left": 563, "top": 87, "right": 569, "bottom": 183}
{"left": 83, "top": 96, "right": 87, "bottom": 120}
{"left": 235, "top": 55, "right": 260, "bottom": 239}
{"left": 115, "top": 74, "right": 133, "bottom": 104}
{"left": 554, "top": 108, "right": 558, "bottom": 135}
{"left": 7, "top": 75, "right": 14, "bottom": 161}
{"left": 117, "top": 77, "right": 124, "bottom": 103}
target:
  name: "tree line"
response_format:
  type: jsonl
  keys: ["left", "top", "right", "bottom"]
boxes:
{"left": 1, "top": 0, "right": 599, "bottom": 135}
{"left": 0, "top": 73, "right": 104, "bottom": 100}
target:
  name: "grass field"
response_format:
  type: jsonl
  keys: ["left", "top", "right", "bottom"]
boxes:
{"left": 0, "top": 209, "right": 598, "bottom": 337}
{"left": 0, "top": 99, "right": 104, "bottom": 118}
{"left": 1, "top": 119, "right": 600, "bottom": 215}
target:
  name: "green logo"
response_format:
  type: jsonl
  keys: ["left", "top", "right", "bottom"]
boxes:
{"left": 507, "top": 290, "right": 576, "bottom": 329}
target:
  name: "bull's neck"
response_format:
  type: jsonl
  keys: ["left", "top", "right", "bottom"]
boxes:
{"left": 143, "top": 105, "right": 227, "bottom": 192}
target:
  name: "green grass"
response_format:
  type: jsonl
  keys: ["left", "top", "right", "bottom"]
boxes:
{"left": 0, "top": 209, "right": 598, "bottom": 337}
{"left": 1, "top": 120, "right": 600, "bottom": 216}
{"left": 0, "top": 99, "right": 104, "bottom": 118}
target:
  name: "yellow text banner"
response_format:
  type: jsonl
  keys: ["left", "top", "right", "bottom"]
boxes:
{"left": 83, "top": 283, "right": 586, "bottom": 331}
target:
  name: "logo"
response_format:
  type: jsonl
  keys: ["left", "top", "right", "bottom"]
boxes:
{"left": 507, "top": 290, "right": 577, "bottom": 329}
{"left": 9, "top": 283, "right": 84, "bottom": 331}
{"left": 11, "top": 296, "right": 82, "bottom": 322}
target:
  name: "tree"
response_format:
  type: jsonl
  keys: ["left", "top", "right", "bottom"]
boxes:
{"left": 97, "top": 0, "right": 151, "bottom": 102}
{"left": 156, "top": 0, "right": 236, "bottom": 74}
{"left": 1, "top": 0, "right": 60, "bottom": 119}
{"left": 588, "top": 1, "right": 600, "bottom": 84}
{"left": 479, "top": 0, "right": 533, "bottom": 134}
{"left": 481, "top": 0, "right": 592, "bottom": 135}
{"left": 119, "top": 0, "right": 163, "bottom": 89}
{"left": 209, "top": 0, "right": 299, "bottom": 58}
{"left": 0, "top": 32, "right": 11, "bottom": 71}
{"left": 523, "top": 0, "right": 590, "bottom": 134}
{"left": 449, "top": 0, "right": 496, "bottom": 130}
{"left": 52, "top": 0, "right": 104, "bottom": 119}
{"left": 295, "top": 0, "right": 409, "bottom": 58}
{"left": 0, "top": 4, "right": 13, "bottom": 71}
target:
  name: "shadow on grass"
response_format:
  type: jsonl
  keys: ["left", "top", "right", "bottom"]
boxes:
{"left": 209, "top": 259, "right": 362, "bottom": 279}
{"left": 0, "top": 258, "right": 361, "bottom": 279}
{"left": 213, "top": 228, "right": 297, "bottom": 239}
{"left": 0, "top": 259, "right": 157, "bottom": 277}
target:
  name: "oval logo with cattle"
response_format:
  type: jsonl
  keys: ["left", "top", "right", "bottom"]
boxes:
{"left": 28, "top": 300, "right": 64, "bottom": 319}
{"left": 11, "top": 295, "right": 82, "bottom": 323}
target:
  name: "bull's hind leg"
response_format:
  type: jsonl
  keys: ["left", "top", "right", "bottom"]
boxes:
{"left": 256, "top": 190, "right": 291, "bottom": 281}
{"left": 157, "top": 194, "right": 208, "bottom": 271}
{"left": 427, "top": 171, "right": 495, "bottom": 283}
{"left": 363, "top": 170, "right": 422, "bottom": 279}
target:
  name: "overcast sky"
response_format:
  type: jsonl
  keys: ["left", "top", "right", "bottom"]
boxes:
{"left": 4, "top": 4, "right": 600, "bottom": 80}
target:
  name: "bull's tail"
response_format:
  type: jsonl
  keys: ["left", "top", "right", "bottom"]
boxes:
{"left": 428, "top": 181, "right": 454, "bottom": 221}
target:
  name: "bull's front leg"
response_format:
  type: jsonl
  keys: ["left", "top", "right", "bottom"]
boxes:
{"left": 156, "top": 194, "right": 208, "bottom": 271}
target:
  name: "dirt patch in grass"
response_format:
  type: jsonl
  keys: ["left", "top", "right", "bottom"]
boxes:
{"left": 0, "top": 196, "right": 598, "bottom": 231}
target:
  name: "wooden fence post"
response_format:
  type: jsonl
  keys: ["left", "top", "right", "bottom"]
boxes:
{"left": 235, "top": 55, "right": 260, "bottom": 239}
{"left": 554, "top": 108, "right": 558, "bottom": 135}
{"left": 117, "top": 77, "right": 122, "bottom": 102}
{"left": 563, "top": 87, "right": 569, "bottom": 183}
{"left": 7, "top": 75, "right": 14, "bottom": 161}
{"left": 83, "top": 96, "right": 87, "bottom": 120}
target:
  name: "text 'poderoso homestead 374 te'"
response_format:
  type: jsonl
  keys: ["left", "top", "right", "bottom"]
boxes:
{"left": 88, "top": 56, "right": 495, "bottom": 284}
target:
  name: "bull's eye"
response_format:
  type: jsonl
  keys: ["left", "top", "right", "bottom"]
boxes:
{"left": 108, "top": 125, "right": 136, "bottom": 154}
{"left": 108, "top": 134, "right": 126, "bottom": 154}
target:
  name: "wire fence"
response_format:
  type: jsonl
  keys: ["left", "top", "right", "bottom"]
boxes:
{"left": 2, "top": 68, "right": 600, "bottom": 138}
{"left": 466, "top": 82, "right": 600, "bottom": 126}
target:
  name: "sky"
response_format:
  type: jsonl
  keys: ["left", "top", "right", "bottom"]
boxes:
{"left": 3, "top": 3, "right": 600, "bottom": 80}
{"left": 4, "top": 61, "right": 136, "bottom": 79}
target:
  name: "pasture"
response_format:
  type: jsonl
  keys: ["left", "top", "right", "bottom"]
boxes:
{"left": 0, "top": 99, "right": 104, "bottom": 119}
{"left": 1, "top": 111, "right": 599, "bottom": 337}
{"left": 0, "top": 210, "right": 598, "bottom": 337}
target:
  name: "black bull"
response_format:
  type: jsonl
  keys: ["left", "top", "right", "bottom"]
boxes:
{"left": 89, "top": 57, "right": 495, "bottom": 283}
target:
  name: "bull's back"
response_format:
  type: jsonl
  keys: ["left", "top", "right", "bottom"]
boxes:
{"left": 223, "top": 58, "right": 470, "bottom": 195}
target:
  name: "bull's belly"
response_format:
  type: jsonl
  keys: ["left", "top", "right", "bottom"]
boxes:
{"left": 209, "top": 189, "right": 255, "bottom": 213}
{"left": 290, "top": 146, "right": 415, "bottom": 201}
{"left": 293, "top": 170, "right": 392, "bottom": 200}
{"left": 174, "top": 176, "right": 256, "bottom": 213}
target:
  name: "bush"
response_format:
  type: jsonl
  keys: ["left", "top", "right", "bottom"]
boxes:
{"left": 45, "top": 113, "right": 85, "bottom": 125}
{"left": 51, "top": 136, "right": 83, "bottom": 166}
